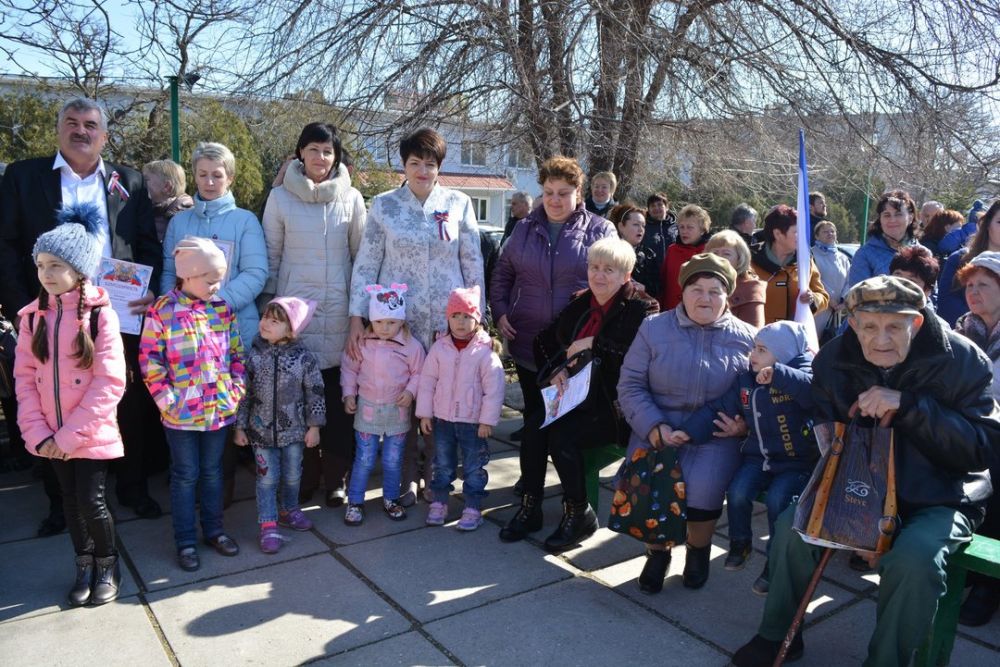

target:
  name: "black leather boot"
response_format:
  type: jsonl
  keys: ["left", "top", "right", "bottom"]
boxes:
{"left": 90, "top": 555, "right": 121, "bottom": 605}
{"left": 638, "top": 548, "right": 672, "bottom": 594}
{"left": 682, "top": 543, "right": 711, "bottom": 589}
{"left": 68, "top": 555, "right": 94, "bottom": 607}
{"left": 499, "top": 493, "right": 543, "bottom": 542}
{"left": 543, "top": 499, "right": 598, "bottom": 553}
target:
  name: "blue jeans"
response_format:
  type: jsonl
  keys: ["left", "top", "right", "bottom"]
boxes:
{"left": 254, "top": 444, "right": 305, "bottom": 524}
{"left": 165, "top": 426, "right": 228, "bottom": 550}
{"left": 431, "top": 420, "right": 490, "bottom": 509}
{"left": 726, "top": 458, "right": 810, "bottom": 553}
{"left": 347, "top": 430, "right": 406, "bottom": 504}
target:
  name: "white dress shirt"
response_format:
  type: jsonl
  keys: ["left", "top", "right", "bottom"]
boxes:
{"left": 52, "top": 152, "right": 113, "bottom": 261}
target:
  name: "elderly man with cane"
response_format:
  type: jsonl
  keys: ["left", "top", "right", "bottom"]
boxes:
{"left": 731, "top": 275, "right": 1000, "bottom": 666}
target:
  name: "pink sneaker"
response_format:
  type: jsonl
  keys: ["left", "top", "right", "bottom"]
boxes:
{"left": 457, "top": 508, "right": 483, "bottom": 531}
{"left": 278, "top": 508, "right": 313, "bottom": 531}
{"left": 426, "top": 501, "right": 447, "bottom": 526}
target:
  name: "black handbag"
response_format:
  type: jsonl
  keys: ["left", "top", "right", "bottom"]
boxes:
{"left": 0, "top": 308, "right": 17, "bottom": 400}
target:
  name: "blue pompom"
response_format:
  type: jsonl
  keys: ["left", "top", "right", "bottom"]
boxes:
{"left": 56, "top": 202, "right": 105, "bottom": 238}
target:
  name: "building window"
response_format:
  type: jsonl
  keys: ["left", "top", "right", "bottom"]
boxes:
{"left": 361, "top": 136, "right": 388, "bottom": 164}
{"left": 461, "top": 141, "right": 487, "bottom": 166}
{"left": 470, "top": 197, "right": 488, "bottom": 223}
{"left": 507, "top": 147, "right": 533, "bottom": 169}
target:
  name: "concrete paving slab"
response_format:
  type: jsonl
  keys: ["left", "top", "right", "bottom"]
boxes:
{"left": 0, "top": 470, "right": 48, "bottom": 544}
{"left": 954, "top": 599, "right": 1000, "bottom": 649}
{"left": 805, "top": 597, "right": 998, "bottom": 666}
{"left": 591, "top": 543, "right": 857, "bottom": 654}
{"left": 0, "top": 531, "right": 138, "bottom": 623}
{"left": 339, "top": 524, "right": 575, "bottom": 622}
{"left": 475, "top": 448, "right": 563, "bottom": 512}
{"left": 117, "top": 498, "right": 329, "bottom": 592}
{"left": 310, "top": 496, "right": 429, "bottom": 547}
{"left": 0, "top": 596, "right": 170, "bottom": 667}
{"left": 147, "top": 553, "right": 410, "bottom": 666}
{"left": 312, "top": 630, "right": 454, "bottom": 666}
{"left": 715, "top": 505, "right": 878, "bottom": 594}
{"left": 424, "top": 576, "right": 729, "bottom": 666}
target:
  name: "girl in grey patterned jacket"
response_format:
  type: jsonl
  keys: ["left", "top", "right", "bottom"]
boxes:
{"left": 235, "top": 297, "right": 326, "bottom": 554}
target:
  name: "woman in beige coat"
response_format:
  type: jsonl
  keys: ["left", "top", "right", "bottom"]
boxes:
{"left": 262, "top": 122, "right": 366, "bottom": 507}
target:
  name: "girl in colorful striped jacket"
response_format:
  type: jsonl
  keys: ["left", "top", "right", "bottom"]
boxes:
{"left": 140, "top": 237, "right": 246, "bottom": 572}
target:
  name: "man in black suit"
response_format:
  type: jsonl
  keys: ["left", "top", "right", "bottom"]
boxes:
{"left": 0, "top": 97, "right": 165, "bottom": 534}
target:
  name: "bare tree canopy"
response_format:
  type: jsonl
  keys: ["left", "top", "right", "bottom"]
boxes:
{"left": 246, "top": 0, "right": 1000, "bottom": 194}
{"left": 1, "top": 0, "right": 997, "bottom": 204}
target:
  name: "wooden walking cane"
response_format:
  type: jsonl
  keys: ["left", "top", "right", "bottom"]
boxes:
{"left": 773, "top": 406, "right": 895, "bottom": 667}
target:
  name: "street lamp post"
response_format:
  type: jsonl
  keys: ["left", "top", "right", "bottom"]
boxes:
{"left": 167, "top": 73, "right": 200, "bottom": 163}
{"left": 168, "top": 76, "right": 180, "bottom": 162}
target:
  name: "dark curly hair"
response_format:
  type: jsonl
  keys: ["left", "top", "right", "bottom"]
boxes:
{"left": 889, "top": 246, "right": 939, "bottom": 289}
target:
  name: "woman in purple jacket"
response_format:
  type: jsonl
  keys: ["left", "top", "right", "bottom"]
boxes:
{"left": 489, "top": 156, "right": 616, "bottom": 541}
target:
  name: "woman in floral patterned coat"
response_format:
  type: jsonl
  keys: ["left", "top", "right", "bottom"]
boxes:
{"left": 348, "top": 127, "right": 484, "bottom": 504}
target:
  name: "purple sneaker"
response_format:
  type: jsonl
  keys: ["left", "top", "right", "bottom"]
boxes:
{"left": 457, "top": 507, "right": 483, "bottom": 531}
{"left": 426, "top": 501, "right": 447, "bottom": 526}
{"left": 259, "top": 528, "right": 283, "bottom": 554}
{"left": 278, "top": 509, "right": 313, "bottom": 531}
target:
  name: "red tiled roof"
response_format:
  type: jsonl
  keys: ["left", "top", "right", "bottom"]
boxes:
{"left": 386, "top": 172, "right": 515, "bottom": 191}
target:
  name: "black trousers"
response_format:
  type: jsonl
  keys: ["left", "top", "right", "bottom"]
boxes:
{"left": 546, "top": 408, "right": 618, "bottom": 503}
{"left": 516, "top": 363, "right": 549, "bottom": 498}
{"left": 51, "top": 458, "right": 116, "bottom": 557}
{"left": 302, "top": 367, "right": 356, "bottom": 493}
{"left": 112, "top": 334, "right": 167, "bottom": 504}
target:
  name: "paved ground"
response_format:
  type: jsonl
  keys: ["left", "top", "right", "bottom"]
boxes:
{"left": 1, "top": 415, "right": 998, "bottom": 666}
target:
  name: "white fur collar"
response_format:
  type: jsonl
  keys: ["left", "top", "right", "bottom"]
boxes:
{"left": 283, "top": 160, "right": 351, "bottom": 204}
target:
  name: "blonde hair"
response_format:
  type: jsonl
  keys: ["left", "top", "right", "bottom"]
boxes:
{"left": 588, "top": 236, "right": 636, "bottom": 275}
{"left": 192, "top": 142, "right": 236, "bottom": 178}
{"left": 143, "top": 160, "right": 187, "bottom": 198}
{"left": 705, "top": 230, "right": 752, "bottom": 276}
{"left": 813, "top": 220, "right": 836, "bottom": 237}
{"left": 591, "top": 171, "right": 618, "bottom": 194}
{"left": 677, "top": 204, "right": 711, "bottom": 234}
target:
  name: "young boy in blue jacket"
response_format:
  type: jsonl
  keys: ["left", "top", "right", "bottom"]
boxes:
{"left": 669, "top": 321, "right": 818, "bottom": 595}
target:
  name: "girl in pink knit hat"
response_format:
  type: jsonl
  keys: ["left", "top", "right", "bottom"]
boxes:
{"left": 234, "top": 297, "right": 326, "bottom": 553}
{"left": 417, "top": 285, "right": 504, "bottom": 530}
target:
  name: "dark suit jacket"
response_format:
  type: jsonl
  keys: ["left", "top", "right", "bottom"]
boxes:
{"left": 0, "top": 156, "right": 162, "bottom": 315}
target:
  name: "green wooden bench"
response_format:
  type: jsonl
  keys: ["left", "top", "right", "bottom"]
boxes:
{"left": 583, "top": 444, "right": 625, "bottom": 514}
{"left": 915, "top": 534, "right": 1000, "bottom": 666}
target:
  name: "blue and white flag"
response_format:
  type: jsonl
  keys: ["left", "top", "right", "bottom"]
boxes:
{"left": 795, "top": 130, "right": 819, "bottom": 352}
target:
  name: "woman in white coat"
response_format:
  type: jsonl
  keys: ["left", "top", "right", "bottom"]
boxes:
{"left": 349, "top": 127, "right": 485, "bottom": 504}
{"left": 262, "top": 122, "right": 367, "bottom": 507}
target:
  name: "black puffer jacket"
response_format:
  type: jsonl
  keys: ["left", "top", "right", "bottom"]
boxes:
{"left": 236, "top": 336, "right": 326, "bottom": 447}
{"left": 534, "top": 282, "right": 659, "bottom": 446}
{"left": 812, "top": 309, "right": 1000, "bottom": 518}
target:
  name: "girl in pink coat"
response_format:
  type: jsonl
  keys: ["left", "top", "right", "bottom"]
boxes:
{"left": 14, "top": 204, "right": 127, "bottom": 608}
{"left": 418, "top": 286, "right": 505, "bottom": 531}
{"left": 340, "top": 284, "right": 425, "bottom": 525}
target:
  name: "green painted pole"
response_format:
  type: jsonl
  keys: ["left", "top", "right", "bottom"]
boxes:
{"left": 861, "top": 166, "right": 872, "bottom": 243}
{"left": 168, "top": 76, "right": 180, "bottom": 162}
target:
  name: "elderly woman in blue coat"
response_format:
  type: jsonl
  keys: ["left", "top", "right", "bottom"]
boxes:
{"left": 160, "top": 142, "right": 269, "bottom": 348}
{"left": 617, "top": 253, "right": 756, "bottom": 593}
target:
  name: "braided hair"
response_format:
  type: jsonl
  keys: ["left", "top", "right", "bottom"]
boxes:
{"left": 29, "top": 278, "right": 96, "bottom": 369}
